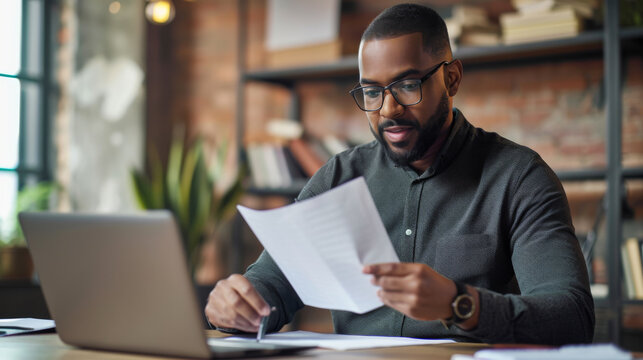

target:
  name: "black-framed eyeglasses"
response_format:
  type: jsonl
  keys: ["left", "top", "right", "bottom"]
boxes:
{"left": 349, "top": 60, "right": 451, "bottom": 112}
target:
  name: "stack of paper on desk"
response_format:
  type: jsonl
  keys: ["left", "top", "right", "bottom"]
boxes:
{"left": 237, "top": 177, "right": 399, "bottom": 314}
{"left": 221, "top": 330, "right": 453, "bottom": 351}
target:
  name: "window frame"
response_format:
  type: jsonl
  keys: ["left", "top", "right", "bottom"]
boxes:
{"left": 0, "top": 0, "right": 55, "bottom": 233}
{"left": 0, "top": 0, "right": 54, "bottom": 183}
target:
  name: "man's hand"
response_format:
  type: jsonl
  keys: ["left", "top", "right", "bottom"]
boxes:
{"left": 363, "top": 262, "right": 457, "bottom": 322}
{"left": 205, "top": 274, "right": 271, "bottom": 333}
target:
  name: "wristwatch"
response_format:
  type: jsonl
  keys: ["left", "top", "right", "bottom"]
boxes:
{"left": 440, "top": 281, "right": 475, "bottom": 329}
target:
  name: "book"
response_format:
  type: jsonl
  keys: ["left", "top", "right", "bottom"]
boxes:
{"left": 261, "top": 144, "right": 282, "bottom": 188}
{"left": 621, "top": 243, "right": 635, "bottom": 299}
{"left": 459, "top": 29, "right": 501, "bottom": 47}
{"left": 267, "top": 40, "right": 343, "bottom": 68}
{"left": 446, "top": 4, "right": 500, "bottom": 48}
{"left": 503, "top": 21, "right": 581, "bottom": 45}
{"left": 321, "top": 135, "right": 349, "bottom": 156}
{"left": 308, "top": 138, "right": 332, "bottom": 163}
{"left": 624, "top": 237, "right": 643, "bottom": 299}
{"left": 511, "top": 0, "right": 599, "bottom": 18}
{"left": 270, "top": 145, "right": 292, "bottom": 187}
{"left": 501, "top": 7, "right": 579, "bottom": 28}
{"left": 500, "top": 7, "right": 583, "bottom": 45}
{"left": 288, "top": 139, "right": 326, "bottom": 177}
{"left": 246, "top": 144, "right": 269, "bottom": 188}
{"left": 282, "top": 146, "right": 308, "bottom": 181}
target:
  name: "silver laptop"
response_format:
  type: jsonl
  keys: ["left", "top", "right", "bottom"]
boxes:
{"left": 19, "top": 211, "right": 312, "bottom": 358}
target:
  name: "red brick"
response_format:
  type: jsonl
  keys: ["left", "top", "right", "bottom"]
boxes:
{"left": 519, "top": 109, "right": 551, "bottom": 129}
{"left": 623, "top": 139, "right": 643, "bottom": 154}
{"left": 549, "top": 76, "right": 588, "bottom": 92}
{"left": 467, "top": 112, "right": 512, "bottom": 131}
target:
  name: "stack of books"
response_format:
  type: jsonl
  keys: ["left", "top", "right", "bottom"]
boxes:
{"left": 246, "top": 135, "right": 350, "bottom": 190}
{"left": 446, "top": 5, "right": 500, "bottom": 48}
{"left": 500, "top": 0, "right": 599, "bottom": 45}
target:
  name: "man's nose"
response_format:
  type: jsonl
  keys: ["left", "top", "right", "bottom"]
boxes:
{"left": 379, "top": 90, "right": 404, "bottom": 118}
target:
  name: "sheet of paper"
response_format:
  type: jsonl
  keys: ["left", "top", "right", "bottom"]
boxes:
{"left": 0, "top": 318, "right": 55, "bottom": 337}
{"left": 237, "top": 177, "right": 399, "bottom": 314}
{"left": 219, "top": 330, "right": 453, "bottom": 351}
{"left": 472, "top": 344, "right": 632, "bottom": 360}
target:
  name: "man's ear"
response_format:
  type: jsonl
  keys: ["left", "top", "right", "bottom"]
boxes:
{"left": 445, "top": 59, "right": 463, "bottom": 97}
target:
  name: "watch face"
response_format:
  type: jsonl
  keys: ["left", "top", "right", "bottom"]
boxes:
{"left": 454, "top": 294, "right": 474, "bottom": 319}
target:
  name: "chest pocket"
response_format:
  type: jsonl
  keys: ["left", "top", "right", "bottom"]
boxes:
{"left": 433, "top": 234, "right": 506, "bottom": 288}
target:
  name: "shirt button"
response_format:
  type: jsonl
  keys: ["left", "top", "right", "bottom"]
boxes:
{"left": 405, "top": 229, "right": 413, "bottom": 236}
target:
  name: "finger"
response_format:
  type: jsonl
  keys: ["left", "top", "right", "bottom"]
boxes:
{"left": 206, "top": 277, "right": 265, "bottom": 332}
{"left": 206, "top": 283, "right": 250, "bottom": 330}
{"left": 221, "top": 284, "right": 264, "bottom": 328}
{"left": 215, "top": 308, "right": 257, "bottom": 333}
{"left": 378, "top": 288, "right": 417, "bottom": 305}
{"left": 364, "top": 262, "right": 414, "bottom": 276}
{"left": 373, "top": 275, "right": 415, "bottom": 291}
{"left": 228, "top": 274, "right": 271, "bottom": 316}
{"left": 209, "top": 294, "right": 256, "bottom": 332}
{"left": 378, "top": 293, "right": 425, "bottom": 321}
{"left": 377, "top": 289, "right": 410, "bottom": 313}
{"left": 229, "top": 314, "right": 259, "bottom": 333}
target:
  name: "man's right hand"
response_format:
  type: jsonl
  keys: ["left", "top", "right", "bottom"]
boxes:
{"left": 204, "top": 274, "right": 271, "bottom": 333}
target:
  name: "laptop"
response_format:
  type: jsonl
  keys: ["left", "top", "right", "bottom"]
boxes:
{"left": 19, "top": 211, "right": 313, "bottom": 358}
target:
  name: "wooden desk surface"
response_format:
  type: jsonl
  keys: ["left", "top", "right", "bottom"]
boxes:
{"left": 0, "top": 331, "right": 489, "bottom": 360}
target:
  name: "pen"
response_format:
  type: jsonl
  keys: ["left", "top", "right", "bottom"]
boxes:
{"left": 0, "top": 326, "right": 34, "bottom": 330}
{"left": 256, "top": 306, "right": 276, "bottom": 342}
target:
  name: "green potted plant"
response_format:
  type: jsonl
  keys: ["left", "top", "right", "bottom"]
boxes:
{"left": 130, "top": 128, "right": 245, "bottom": 280}
{"left": 0, "top": 182, "right": 58, "bottom": 281}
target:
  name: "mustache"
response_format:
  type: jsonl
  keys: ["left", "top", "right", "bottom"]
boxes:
{"left": 379, "top": 118, "right": 419, "bottom": 129}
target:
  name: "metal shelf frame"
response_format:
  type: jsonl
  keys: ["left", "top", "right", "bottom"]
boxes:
{"left": 604, "top": 0, "right": 624, "bottom": 344}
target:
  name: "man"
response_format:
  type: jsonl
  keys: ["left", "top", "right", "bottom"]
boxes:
{"left": 205, "top": 4, "right": 594, "bottom": 345}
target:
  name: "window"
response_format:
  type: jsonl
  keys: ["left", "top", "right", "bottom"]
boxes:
{"left": 0, "top": 0, "right": 55, "bottom": 240}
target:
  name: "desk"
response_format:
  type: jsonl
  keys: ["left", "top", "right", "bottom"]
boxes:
{"left": 0, "top": 331, "right": 488, "bottom": 360}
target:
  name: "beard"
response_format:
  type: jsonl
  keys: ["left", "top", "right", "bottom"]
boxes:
{"left": 371, "top": 93, "right": 450, "bottom": 167}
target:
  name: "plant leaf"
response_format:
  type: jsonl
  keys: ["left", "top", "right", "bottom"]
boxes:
{"left": 149, "top": 146, "right": 166, "bottom": 209}
{"left": 213, "top": 166, "right": 246, "bottom": 226}
{"left": 166, "top": 127, "right": 185, "bottom": 215}
{"left": 178, "top": 140, "right": 200, "bottom": 227}
{"left": 130, "top": 170, "right": 152, "bottom": 209}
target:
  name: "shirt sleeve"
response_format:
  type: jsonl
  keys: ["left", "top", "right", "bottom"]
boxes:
{"left": 455, "top": 155, "right": 595, "bottom": 344}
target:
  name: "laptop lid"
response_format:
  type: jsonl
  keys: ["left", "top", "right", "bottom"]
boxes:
{"left": 20, "top": 211, "right": 213, "bottom": 358}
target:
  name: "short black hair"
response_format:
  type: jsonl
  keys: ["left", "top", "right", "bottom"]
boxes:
{"left": 362, "top": 3, "right": 452, "bottom": 58}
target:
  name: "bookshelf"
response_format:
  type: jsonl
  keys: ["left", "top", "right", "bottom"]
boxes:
{"left": 234, "top": 0, "right": 643, "bottom": 345}
{"left": 238, "top": 26, "right": 643, "bottom": 196}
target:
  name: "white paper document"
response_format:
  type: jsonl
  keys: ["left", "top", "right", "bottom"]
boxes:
{"left": 237, "top": 177, "right": 400, "bottom": 314}
{"left": 451, "top": 343, "right": 632, "bottom": 360}
{"left": 0, "top": 318, "right": 56, "bottom": 336}
{"left": 220, "top": 330, "right": 453, "bottom": 351}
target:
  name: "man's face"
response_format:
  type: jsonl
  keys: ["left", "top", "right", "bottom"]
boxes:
{"left": 358, "top": 33, "right": 452, "bottom": 167}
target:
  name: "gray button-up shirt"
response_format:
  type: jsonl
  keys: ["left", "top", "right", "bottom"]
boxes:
{"left": 244, "top": 109, "right": 594, "bottom": 345}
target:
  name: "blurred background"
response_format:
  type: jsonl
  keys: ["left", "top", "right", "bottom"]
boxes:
{"left": 0, "top": 0, "right": 642, "bottom": 350}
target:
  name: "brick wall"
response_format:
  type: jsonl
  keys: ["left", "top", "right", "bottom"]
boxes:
{"left": 168, "top": 0, "right": 240, "bottom": 188}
